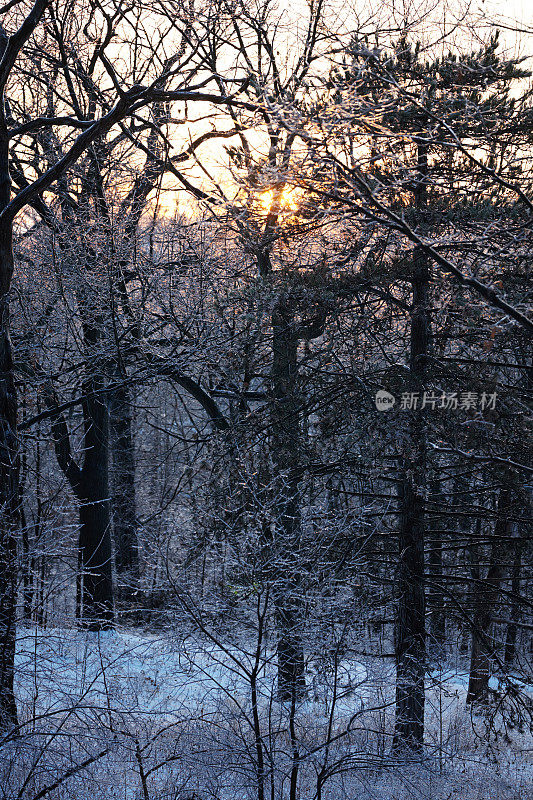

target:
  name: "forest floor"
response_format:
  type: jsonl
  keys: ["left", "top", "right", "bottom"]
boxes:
{"left": 7, "top": 626, "right": 533, "bottom": 800}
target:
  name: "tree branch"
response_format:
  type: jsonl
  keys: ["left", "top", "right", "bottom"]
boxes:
{"left": 0, "top": 0, "right": 49, "bottom": 92}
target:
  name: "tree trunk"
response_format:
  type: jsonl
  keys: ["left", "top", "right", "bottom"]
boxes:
{"left": 109, "top": 381, "right": 139, "bottom": 599}
{"left": 393, "top": 140, "right": 430, "bottom": 752}
{"left": 427, "top": 481, "right": 445, "bottom": 657}
{"left": 393, "top": 241, "right": 430, "bottom": 752}
{"left": 394, "top": 472, "right": 426, "bottom": 750}
{"left": 0, "top": 316, "right": 18, "bottom": 726}
{"left": 77, "top": 383, "right": 114, "bottom": 629}
{"left": 504, "top": 534, "right": 521, "bottom": 670}
{"left": 504, "top": 489, "right": 530, "bottom": 669}
{"left": 467, "top": 488, "right": 512, "bottom": 704}
{"left": 0, "top": 130, "right": 18, "bottom": 727}
{"left": 270, "top": 300, "right": 306, "bottom": 701}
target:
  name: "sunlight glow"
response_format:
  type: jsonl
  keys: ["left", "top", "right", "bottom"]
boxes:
{"left": 257, "top": 185, "right": 304, "bottom": 216}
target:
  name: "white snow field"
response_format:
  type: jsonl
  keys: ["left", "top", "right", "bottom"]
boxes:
{"left": 2, "top": 626, "right": 530, "bottom": 800}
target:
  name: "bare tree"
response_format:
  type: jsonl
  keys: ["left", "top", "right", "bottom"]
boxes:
{"left": 0, "top": 0, "right": 255, "bottom": 721}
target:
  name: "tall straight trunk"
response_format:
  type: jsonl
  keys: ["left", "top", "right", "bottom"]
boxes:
{"left": 27, "top": 427, "right": 43, "bottom": 622}
{"left": 394, "top": 464, "right": 426, "bottom": 750}
{"left": 504, "top": 534, "right": 522, "bottom": 669}
{"left": 467, "top": 488, "right": 512, "bottom": 703}
{"left": 76, "top": 371, "right": 114, "bottom": 629}
{"left": 427, "top": 481, "right": 445, "bottom": 656}
{"left": 270, "top": 300, "right": 306, "bottom": 701}
{"left": 0, "top": 129, "right": 18, "bottom": 727}
{"left": 505, "top": 488, "right": 531, "bottom": 668}
{"left": 21, "top": 506, "right": 33, "bottom": 621}
{"left": 394, "top": 143, "right": 430, "bottom": 752}
{"left": 47, "top": 322, "right": 115, "bottom": 629}
{"left": 109, "top": 381, "right": 139, "bottom": 597}
{"left": 0, "top": 1, "right": 49, "bottom": 729}
{"left": 20, "top": 393, "right": 33, "bottom": 621}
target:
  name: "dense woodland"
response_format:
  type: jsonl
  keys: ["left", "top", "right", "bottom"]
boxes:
{"left": 0, "top": 1, "right": 531, "bottom": 798}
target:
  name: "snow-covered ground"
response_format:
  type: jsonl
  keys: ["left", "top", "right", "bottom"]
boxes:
{"left": 6, "top": 627, "right": 533, "bottom": 800}
{"left": 15, "top": 626, "right": 379, "bottom": 723}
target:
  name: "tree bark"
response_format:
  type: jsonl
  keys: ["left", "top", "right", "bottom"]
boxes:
{"left": 467, "top": 488, "right": 512, "bottom": 704}
{"left": 76, "top": 381, "right": 114, "bottom": 629}
{"left": 393, "top": 142, "right": 430, "bottom": 752}
{"left": 270, "top": 300, "right": 306, "bottom": 701}
{"left": 109, "top": 381, "right": 139, "bottom": 598}
{"left": 504, "top": 533, "right": 521, "bottom": 670}
{"left": 0, "top": 116, "right": 18, "bottom": 727}
{"left": 504, "top": 488, "right": 531, "bottom": 669}
{"left": 394, "top": 465, "right": 426, "bottom": 750}
{"left": 427, "top": 481, "right": 445, "bottom": 657}
{"left": 45, "top": 337, "right": 114, "bottom": 628}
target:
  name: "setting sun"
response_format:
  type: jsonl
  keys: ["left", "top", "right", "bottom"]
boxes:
{"left": 257, "top": 185, "right": 304, "bottom": 216}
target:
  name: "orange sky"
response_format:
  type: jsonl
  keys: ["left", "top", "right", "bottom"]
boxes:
{"left": 154, "top": 0, "right": 533, "bottom": 219}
